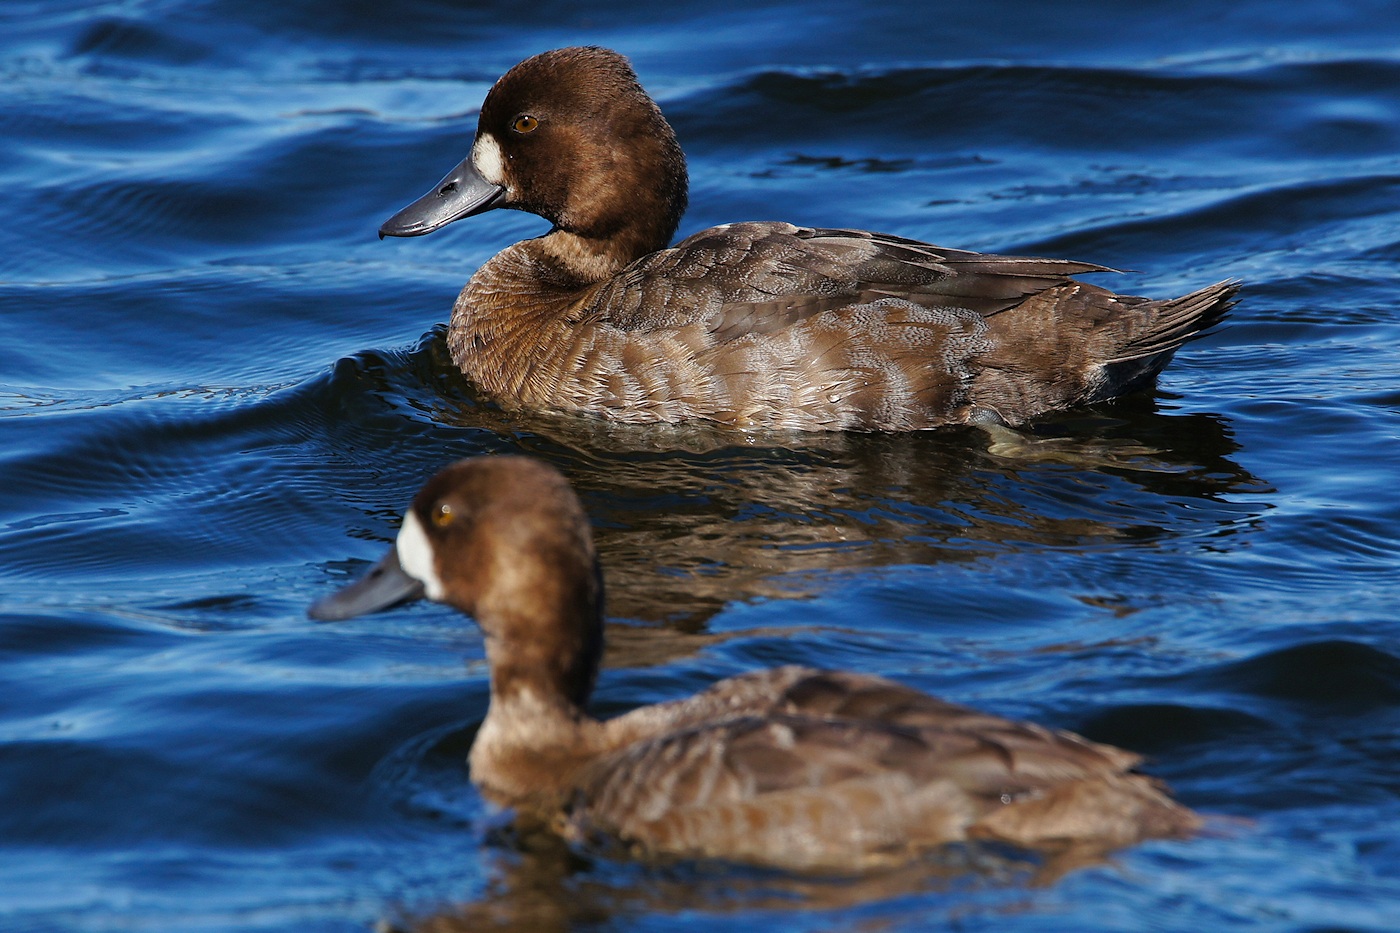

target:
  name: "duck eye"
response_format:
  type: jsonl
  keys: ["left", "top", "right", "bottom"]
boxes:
{"left": 511, "top": 114, "right": 539, "bottom": 134}
{"left": 432, "top": 503, "right": 455, "bottom": 527}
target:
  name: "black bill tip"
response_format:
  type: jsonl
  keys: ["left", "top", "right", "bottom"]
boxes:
{"left": 309, "top": 547, "right": 425, "bottom": 622}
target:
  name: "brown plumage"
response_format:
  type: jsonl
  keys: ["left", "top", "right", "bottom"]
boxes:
{"left": 380, "top": 46, "right": 1238, "bottom": 431}
{"left": 309, "top": 456, "right": 1200, "bottom": 871}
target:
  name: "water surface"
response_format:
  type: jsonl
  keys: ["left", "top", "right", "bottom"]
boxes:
{"left": 3, "top": 1, "right": 1399, "bottom": 930}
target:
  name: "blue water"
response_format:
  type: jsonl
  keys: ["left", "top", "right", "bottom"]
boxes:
{"left": 3, "top": 1, "right": 1400, "bottom": 930}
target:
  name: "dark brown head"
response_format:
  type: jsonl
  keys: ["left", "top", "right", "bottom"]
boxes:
{"left": 380, "top": 47, "right": 688, "bottom": 265}
{"left": 309, "top": 456, "right": 605, "bottom": 709}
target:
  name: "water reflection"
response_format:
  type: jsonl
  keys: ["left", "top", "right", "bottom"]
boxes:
{"left": 386, "top": 828, "right": 1048, "bottom": 933}
{"left": 400, "top": 334, "right": 1268, "bottom": 627}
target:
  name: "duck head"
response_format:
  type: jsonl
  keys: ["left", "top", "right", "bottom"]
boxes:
{"left": 309, "top": 456, "right": 604, "bottom": 709}
{"left": 379, "top": 47, "right": 689, "bottom": 264}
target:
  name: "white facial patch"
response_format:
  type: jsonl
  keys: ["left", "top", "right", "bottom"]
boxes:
{"left": 471, "top": 133, "right": 507, "bottom": 187}
{"left": 396, "top": 510, "right": 445, "bottom": 601}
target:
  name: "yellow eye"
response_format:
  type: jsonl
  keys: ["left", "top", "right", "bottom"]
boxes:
{"left": 512, "top": 114, "right": 539, "bottom": 134}
{"left": 433, "top": 503, "right": 455, "bottom": 527}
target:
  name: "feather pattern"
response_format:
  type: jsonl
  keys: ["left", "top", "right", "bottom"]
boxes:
{"left": 450, "top": 225, "right": 1237, "bottom": 430}
{"left": 566, "top": 666, "right": 1189, "bottom": 869}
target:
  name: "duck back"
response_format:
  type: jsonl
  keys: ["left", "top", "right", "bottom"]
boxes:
{"left": 569, "top": 668, "right": 1198, "bottom": 870}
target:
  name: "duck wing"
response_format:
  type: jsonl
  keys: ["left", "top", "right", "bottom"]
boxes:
{"left": 498, "top": 224, "right": 1232, "bottom": 428}
{"left": 578, "top": 669, "right": 1197, "bottom": 869}
{"left": 610, "top": 666, "right": 1138, "bottom": 773}
{"left": 586, "top": 222, "right": 1111, "bottom": 339}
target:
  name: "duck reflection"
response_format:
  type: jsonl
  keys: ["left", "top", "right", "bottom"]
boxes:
{"left": 384, "top": 826, "right": 1061, "bottom": 933}
{"left": 412, "top": 349, "right": 1265, "bottom": 630}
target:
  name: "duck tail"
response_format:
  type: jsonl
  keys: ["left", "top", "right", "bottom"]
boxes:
{"left": 1104, "top": 279, "right": 1240, "bottom": 366}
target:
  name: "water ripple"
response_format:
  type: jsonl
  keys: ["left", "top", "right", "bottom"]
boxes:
{"left": 3, "top": 2, "right": 1400, "bottom": 931}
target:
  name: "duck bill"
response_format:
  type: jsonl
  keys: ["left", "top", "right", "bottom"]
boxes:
{"left": 308, "top": 547, "right": 425, "bottom": 621}
{"left": 379, "top": 147, "right": 507, "bottom": 238}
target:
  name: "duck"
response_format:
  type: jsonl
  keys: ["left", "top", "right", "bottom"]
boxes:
{"left": 379, "top": 46, "right": 1237, "bottom": 432}
{"left": 309, "top": 455, "right": 1200, "bottom": 871}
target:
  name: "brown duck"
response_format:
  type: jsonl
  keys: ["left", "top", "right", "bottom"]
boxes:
{"left": 310, "top": 456, "right": 1199, "bottom": 871}
{"left": 380, "top": 46, "right": 1237, "bottom": 431}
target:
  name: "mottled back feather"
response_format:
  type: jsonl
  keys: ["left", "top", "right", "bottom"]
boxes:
{"left": 569, "top": 669, "right": 1196, "bottom": 870}
{"left": 451, "top": 223, "right": 1236, "bottom": 430}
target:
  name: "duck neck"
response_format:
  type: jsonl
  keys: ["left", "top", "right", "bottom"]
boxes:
{"left": 532, "top": 225, "right": 666, "bottom": 284}
{"left": 469, "top": 590, "right": 607, "bottom": 807}
{"left": 481, "top": 652, "right": 592, "bottom": 739}
{"left": 477, "top": 556, "right": 605, "bottom": 733}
